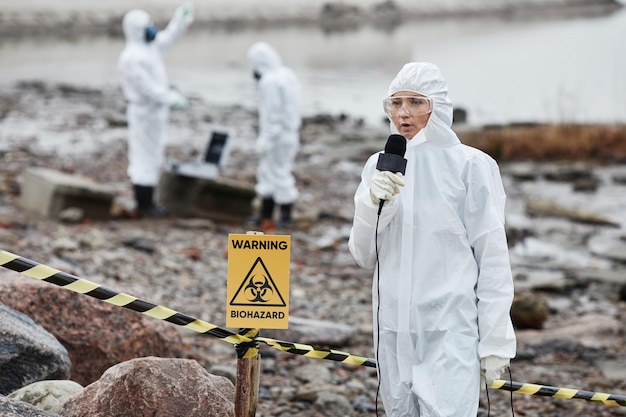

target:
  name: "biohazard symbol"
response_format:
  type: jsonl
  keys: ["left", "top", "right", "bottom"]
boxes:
{"left": 245, "top": 275, "right": 273, "bottom": 302}
{"left": 230, "top": 257, "right": 286, "bottom": 307}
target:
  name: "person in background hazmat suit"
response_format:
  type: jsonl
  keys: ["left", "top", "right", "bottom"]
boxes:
{"left": 348, "top": 62, "right": 516, "bottom": 416}
{"left": 118, "top": 3, "right": 194, "bottom": 217}
{"left": 247, "top": 41, "right": 301, "bottom": 230}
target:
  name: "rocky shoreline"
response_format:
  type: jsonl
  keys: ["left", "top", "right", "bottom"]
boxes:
{"left": 1, "top": 80, "right": 626, "bottom": 415}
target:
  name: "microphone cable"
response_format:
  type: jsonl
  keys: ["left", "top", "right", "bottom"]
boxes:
{"left": 371, "top": 134, "right": 406, "bottom": 416}
{"left": 374, "top": 208, "right": 382, "bottom": 416}
{"left": 508, "top": 367, "right": 515, "bottom": 416}
{"left": 484, "top": 366, "right": 515, "bottom": 417}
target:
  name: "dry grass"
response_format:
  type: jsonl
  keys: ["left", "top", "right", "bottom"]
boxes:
{"left": 460, "top": 123, "right": 626, "bottom": 163}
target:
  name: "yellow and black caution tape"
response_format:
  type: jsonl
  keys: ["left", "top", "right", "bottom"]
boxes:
{"left": 0, "top": 249, "right": 249, "bottom": 346}
{"left": 491, "top": 380, "right": 626, "bottom": 407}
{"left": 0, "top": 249, "right": 376, "bottom": 368}
{"left": 9, "top": 248, "right": 626, "bottom": 400}
{"left": 236, "top": 328, "right": 260, "bottom": 359}
{"left": 257, "top": 337, "right": 376, "bottom": 368}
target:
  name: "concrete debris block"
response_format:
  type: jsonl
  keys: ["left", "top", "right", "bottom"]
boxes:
{"left": 18, "top": 167, "right": 114, "bottom": 220}
{"left": 159, "top": 169, "right": 255, "bottom": 223}
{"left": 60, "top": 357, "right": 235, "bottom": 417}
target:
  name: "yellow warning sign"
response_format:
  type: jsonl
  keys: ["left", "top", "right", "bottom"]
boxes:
{"left": 226, "top": 233, "right": 290, "bottom": 329}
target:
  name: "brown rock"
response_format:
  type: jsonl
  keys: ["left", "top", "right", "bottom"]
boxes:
{"left": 0, "top": 273, "right": 184, "bottom": 386}
{"left": 60, "top": 357, "right": 235, "bottom": 417}
{"left": 510, "top": 291, "right": 549, "bottom": 330}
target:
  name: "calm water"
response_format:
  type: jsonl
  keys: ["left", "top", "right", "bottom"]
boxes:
{"left": 1, "top": 7, "right": 625, "bottom": 127}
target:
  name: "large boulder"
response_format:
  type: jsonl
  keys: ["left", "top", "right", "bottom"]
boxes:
{"left": 0, "top": 273, "right": 184, "bottom": 386}
{"left": 0, "top": 303, "right": 71, "bottom": 395}
{"left": 60, "top": 357, "right": 235, "bottom": 417}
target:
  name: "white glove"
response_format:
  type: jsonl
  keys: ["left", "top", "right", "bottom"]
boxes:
{"left": 480, "top": 356, "right": 510, "bottom": 389}
{"left": 169, "top": 89, "right": 188, "bottom": 111}
{"left": 256, "top": 137, "right": 271, "bottom": 158}
{"left": 369, "top": 171, "right": 405, "bottom": 205}
{"left": 175, "top": 2, "right": 194, "bottom": 26}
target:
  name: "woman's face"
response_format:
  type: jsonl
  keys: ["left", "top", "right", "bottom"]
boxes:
{"left": 387, "top": 91, "right": 432, "bottom": 139}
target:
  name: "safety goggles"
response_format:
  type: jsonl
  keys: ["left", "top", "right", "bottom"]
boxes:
{"left": 383, "top": 95, "right": 433, "bottom": 117}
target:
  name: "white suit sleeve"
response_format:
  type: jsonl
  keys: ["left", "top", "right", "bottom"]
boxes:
{"left": 154, "top": 5, "right": 193, "bottom": 52}
{"left": 464, "top": 156, "right": 516, "bottom": 360}
{"left": 349, "top": 155, "right": 400, "bottom": 269}
{"left": 120, "top": 58, "right": 172, "bottom": 105}
{"left": 258, "top": 77, "right": 285, "bottom": 144}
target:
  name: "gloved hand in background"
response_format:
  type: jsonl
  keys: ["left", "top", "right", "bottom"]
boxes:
{"left": 169, "top": 89, "right": 189, "bottom": 111}
{"left": 256, "top": 137, "right": 271, "bottom": 158}
{"left": 369, "top": 171, "right": 405, "bottom": 205}
{"left": 175, "top": 1, "right": 195, "bottom": 26}
{"left": 480, "top": 356, "right": 510, "bottom": 389}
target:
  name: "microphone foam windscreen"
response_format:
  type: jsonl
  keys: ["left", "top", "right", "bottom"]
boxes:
{"left": 385, "top": 134, "right": 406, "bottom": 157}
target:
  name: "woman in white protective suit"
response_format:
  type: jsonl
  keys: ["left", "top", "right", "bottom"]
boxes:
{"left": 247, "top": 42, "right": 301, "bottom": 230}
{"left": 118, "top": 3, "right": 193, "bottom": 217}
{"left": 348, "top": 62, "right": 517, "bottom": 416}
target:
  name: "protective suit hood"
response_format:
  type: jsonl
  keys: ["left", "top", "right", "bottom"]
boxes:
{"left": 388, "top": 62, "right": 459, "bottom": 147}
{"left": 247, "top": 42, "right": 283, "bottom": 77}
{"left": 122, "top": 9, "right": 151, "bottom": 44}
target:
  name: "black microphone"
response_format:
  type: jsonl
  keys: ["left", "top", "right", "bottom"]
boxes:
{"left": 375, "top": 134, "right": 407, "bottom": 214}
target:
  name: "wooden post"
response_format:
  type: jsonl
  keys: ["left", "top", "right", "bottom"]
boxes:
{"left": 234, "top": 328, "right": 260, "bottom": 417}
{"left": 234, "top": 230, "right": 263, "bottom": 417}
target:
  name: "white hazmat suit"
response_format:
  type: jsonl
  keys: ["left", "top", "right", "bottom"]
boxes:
{"left": 349, "top": 62, "right": 516, "bottom": 416}
{"left": 247, "top": 42, "right": 301, "bottom": 225}
{"left": 118, "top": 5, "right": 193, "bottom": 212}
